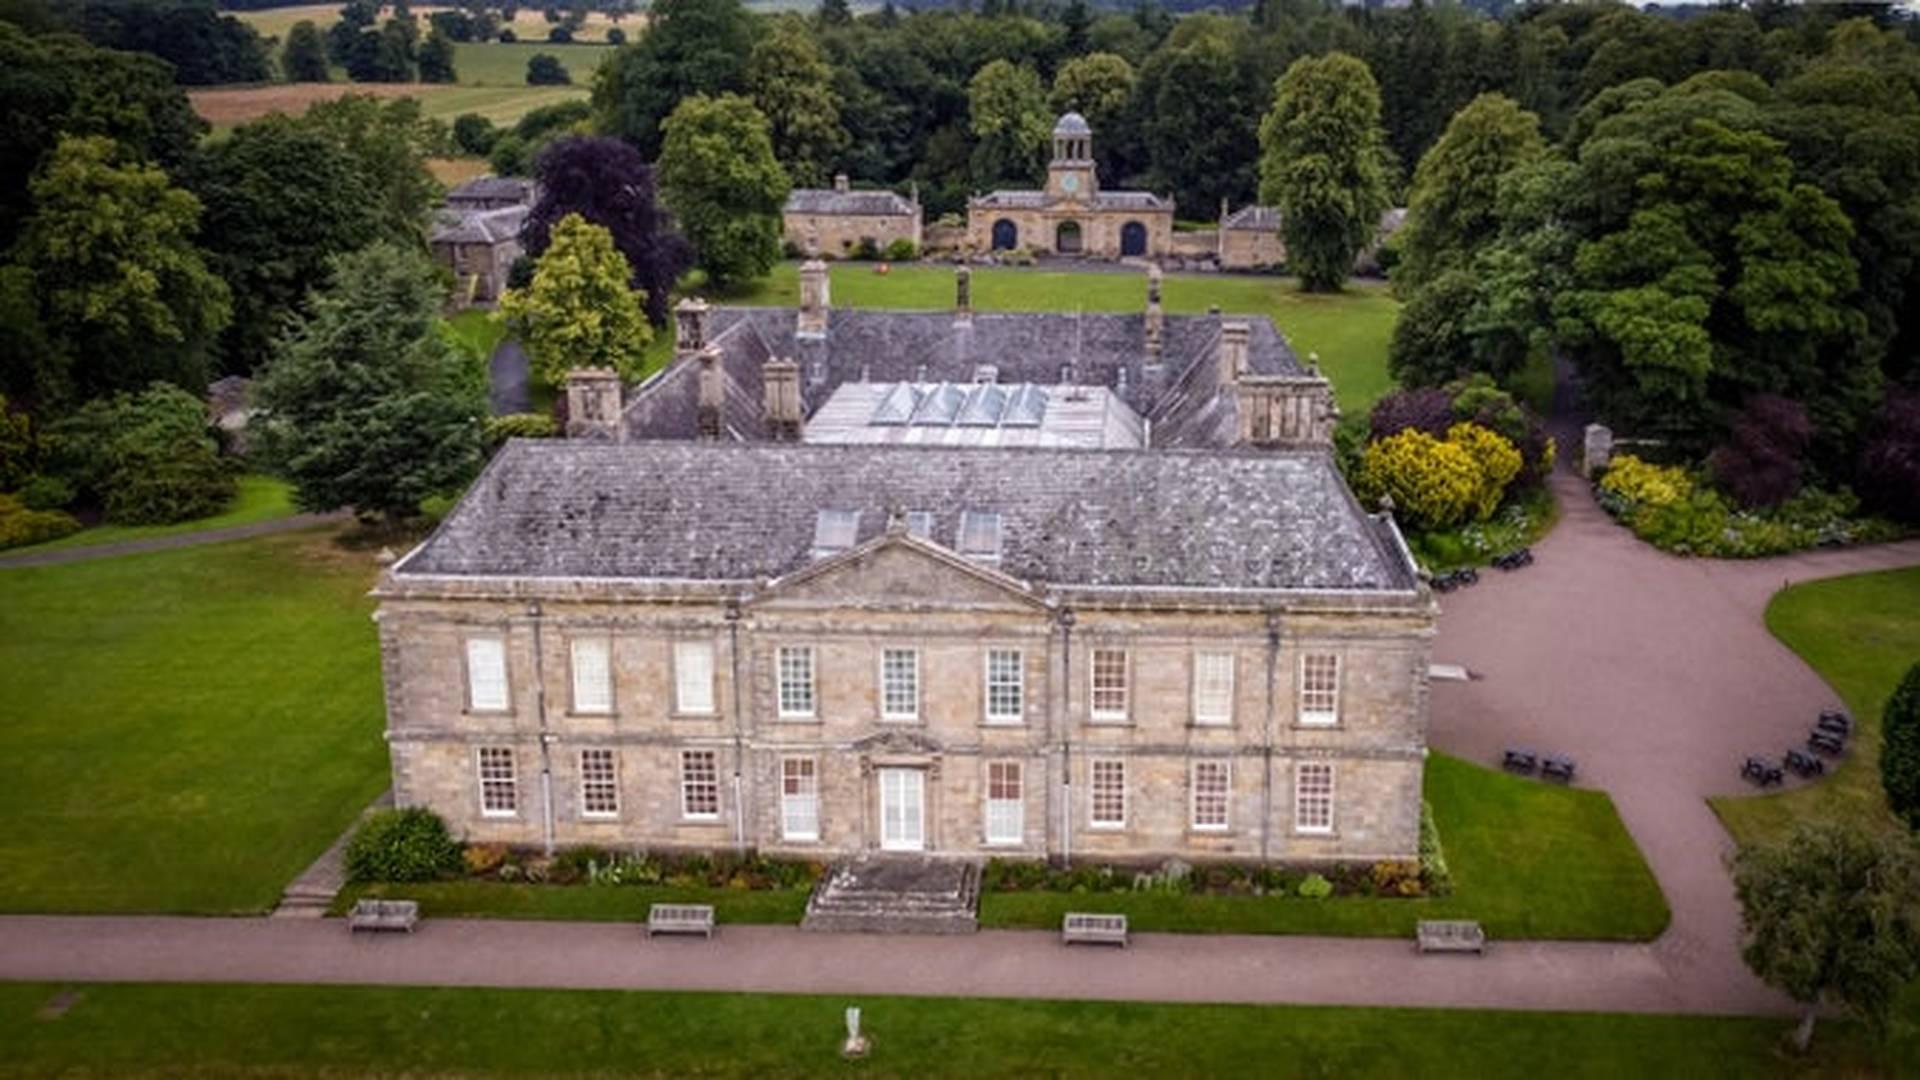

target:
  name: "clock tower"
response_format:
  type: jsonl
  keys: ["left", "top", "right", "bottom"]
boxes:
{"left": 1045, "top": 112, "right": 1098, "bottom": 202}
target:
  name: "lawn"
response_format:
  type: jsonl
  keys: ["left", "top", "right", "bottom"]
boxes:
{"left": 0, "top": 982, "right": 1893, "bottom": 1078}
{"left": 7, "top": 474, "right": 296, "bottom": 555}
{"left": 1710, "top": 566, "right": 1920, "bottom": 849}
{"left": 723, "top": 262, "right": 1399, "bottom": 416}
{"left": 982, "top": 753, "right": 1669, "bottom": 941}
{"left": 0, "top": 528, "right": 389, "bottom": 913}
{"left": 452, "top": 41, "right": 614, "bottom": 87}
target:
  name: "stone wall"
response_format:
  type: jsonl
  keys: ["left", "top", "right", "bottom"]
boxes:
{"left": 1220, "top": 228, "right": 1285, "bottom": 271}
{"left": 377, "top": 540, "right": 1433, "bottom": 862}
{"left": 783, "top": 211, "right": 922, "bottom": 257}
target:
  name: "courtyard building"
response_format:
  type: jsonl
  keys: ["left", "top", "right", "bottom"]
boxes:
{"left": 430, "top": 175, "right": 538, "bottom": 305}
{"left": 966, "top": 113, "right": 1174, "bottom": 260}
{"left": 375, "top": 265, "right": 1436, "bottom": 866}
{"left": 782, "top": 175, "right": 922, "bottom": 258}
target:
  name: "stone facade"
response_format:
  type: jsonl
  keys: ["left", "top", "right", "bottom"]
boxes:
{"left": 431, "top": 176, "right": 536, "bottom": 305}
{"left": 1219, "top": 206, "right": 1285, "bottom": 271}
{"left": 966, "top": 113, "right": 1174, "bottom": 259}
{"left": 377, "top": 529, "right": 1433, "bottom": 865}
{"left": 783, "top": 175, "right": 922, "bottom": 257}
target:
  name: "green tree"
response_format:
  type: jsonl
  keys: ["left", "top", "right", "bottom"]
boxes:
{"left": 591, "top": 0, "right": 758, "bottom": 158}
{"left": 526, "top": 53, "right": 570, "bottom": 85}
{"left": 1258, "top": 52, "right": 1392, "bottom": 292}
{"left": 299, "top": 95, "right": 444, "bottom": 247}
{"left": 43, "top": 382, "right": 235, "bottom": 525}
{"left": 1048, "top": 52, "right": 1136, "bottom": 182}
{"left": 1395, "top": 93, "right": 1546, "bottom": 294}
{"left": 1885, "top": 662, "right": 1920, "bottom": 830}
{"left": 746, "top": 21, "right": 846, "bottom": 189}
{"left": 282, "top": 19, "right": 331, "bottom": 82}
{"left": 5, "top": 137, "right": 230, "bottom": 405}
{"left": 417, "top": 32, "right": 457, "bottom": 83}
{"left": 499, "top": 213, "right": 652, "bottom": 384}
{"left": 1732, "top": 824, "right": 1920, "bottom": 1051}
{"left": 256, "top": 244, "right": 485, "bottom": 521}
{"left": 968, "top": 59, "right": 1050, "bottom": 187}
{"left": 1142, "top": 27, "right": 1259, "bottom": 213}
{"left": 658, "top": 93, "right": 789, "bottom": 287}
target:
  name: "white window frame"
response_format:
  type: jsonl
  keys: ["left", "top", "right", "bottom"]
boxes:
{"left": 880, "top": 648, "right": 919, "bottom": 721}
{"left": 1190, "top": 759, "right": 1231, "bottom": 831}
{"left": 957, "top": 510, "right": 1003, "bottom": 562}
{"left": 673, "top": 640, "right": 716, "bottom": 716}
{"left": 1192, "top": 650, "right": 1235, "bottom": 726}
{"left": 569, "top": 636, "right": 613, "bottom": 715}
{"left": 984, "top": 648, "right": 1024, "bottom": 724}
{"left": 780, "top": 757, "right": 820, "bottom": 842}
{"left": 680, "top": 749, "right": 720, "bottom": 820}
{"left": 1299, "top": 653, "right": 1341, "bottom": 727}
{"left": 1295, "top": 761, "right": 1335, "bottom": 835}
{"left": 1089, "top": 758, "right": 1126, "bottom": 829}
{"left": 579, "top": 748, "right": 619, "bottom": 819}
{"left": 465, "top": 636, "right": 509, "bottom": 713}
{"left": 1089, "top": 647, "right": 1129, "bottom": 721}
{"left": 985, "top": 760, "right": 1024, "bottom": 845}
{"left": 477, "top": 746, "right": 517, "bottom": 817}
{"left": 777, "top": 645, "right": 817, "bottom": 718}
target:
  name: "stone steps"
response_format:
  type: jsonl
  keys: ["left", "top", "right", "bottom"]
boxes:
{"left": 802, "top": 855, "right": 981, "bottom": 935}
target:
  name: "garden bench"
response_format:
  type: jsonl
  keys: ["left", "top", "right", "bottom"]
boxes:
{"left": 1492, "top": 548, "right": 1534, "bottom": 571}
{"left": 347, "top": 898, "right": 419, "bottom": 934}
{"left": 1416, "top": 920, "right": 1486, "bottom": 954}
{"left": 645, "top": 903, "right": 715, "bottom": 939}
{"left": 1541, "top": 755, "right": 1577, "bottom": 783}
{"left": 1501, "top": 747, "right": 1537, "bottom": 775}
{"left": 1061, "top": 912, "right": 1129, "bottom": 948}
{"left": 1807, "top": 730, "right": 1845, "bottom": 757}
{"left": 1816, "top": 710, "right": 1851, "bottom": 736}
{"left": 1784, "top": 749, "right": 1825, "bottom": 778}
{"left": 1741, "top": 756, "right": 1783, "bottom": 786}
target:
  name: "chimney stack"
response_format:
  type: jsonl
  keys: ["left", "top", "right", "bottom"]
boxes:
{"left": 1219, "top": 320, "right": 1250, "bottom": 385}
{"left": 1144, "top": 264, "right": 1164, "bottom": 359}
{"left": 798, "top": 258, "right": 830, "bottom": 336}
{"left": 696, "top": 347, "right": 723, "bottom": 440}
{"left": 833, "top": 174, "right": 850, "bottom": 194}
{"left": 955, "top": 265, "right": 972, "bottom": 325}
{"left": 564, "top": 368, "right": 624, "bottom": 441}
{"left": 675, "top": 297, "right": 710, "bottom": 359}
{"left": 764, "top": 356, "right": 802, "bottom": 441}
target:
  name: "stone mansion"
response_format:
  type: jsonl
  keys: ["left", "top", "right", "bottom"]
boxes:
{"left": 374, "top": 264, "right": 1436, "bottom": 866}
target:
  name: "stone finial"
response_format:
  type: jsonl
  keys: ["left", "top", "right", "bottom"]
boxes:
{"left": 833, "top": 173, "right": 850, "bottom": 194}
{"left": 1145, "top": 264, "right": 1165, "bottom": 362}
{"left": 674, "top": 298, "right": 710, "bottom": 356}
{"left": 1379, "top": 492, "right": 1396, "bottom": 516}
{"left": 1219, "top": 321, "right": 1251, "bottom": 384}
{"left": 955, "top": 265, "right": 972, "bottom": 322}
{"left": 798, "top": 259, "right": 830, "bottom": 336}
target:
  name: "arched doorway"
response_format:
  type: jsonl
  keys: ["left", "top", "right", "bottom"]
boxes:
{"left": 991, "top": 219, "right": 1018, "bottom": 251}
{"left": 1120, "top": 221, "right": 1147, "bottom": 257}
{"left": 1055, "top": 220, "right": 1083, "bottom": 254}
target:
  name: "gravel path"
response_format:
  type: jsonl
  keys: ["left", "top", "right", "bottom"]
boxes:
{"left": 0, "top": 513, "right": 346, "bottom": 569}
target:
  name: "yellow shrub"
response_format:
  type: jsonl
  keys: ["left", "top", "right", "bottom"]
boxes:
{"left": 1358, "top": 429, "right": 1484, "bottom": 530}
{"left": 1446, "top": 422, "right": 1523, "bottom": 521}
{"left": 1599, "top": 454, "right": 1692, "bottom": 508}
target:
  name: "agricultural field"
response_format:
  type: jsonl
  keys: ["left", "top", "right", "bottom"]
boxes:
{"left": 237, "top": 3, "right": 643, "bottom": 43}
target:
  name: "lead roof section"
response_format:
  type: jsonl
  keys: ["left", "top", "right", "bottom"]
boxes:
{"left": 397, "top": 440, "right": 1417, "bottom": 593}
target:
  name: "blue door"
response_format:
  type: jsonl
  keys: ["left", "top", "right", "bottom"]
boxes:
{"left": 991, "top": 219, "right": 1018, "bottom": 250}
{"left": 1121, "top": 221, "right": 1147, "bottom": 257}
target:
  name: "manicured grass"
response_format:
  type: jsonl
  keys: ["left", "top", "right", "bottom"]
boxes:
{"left": 335, "top": 880, "right": 812, "bottom": 923}
{"left": 8, "top": 474, "right": 296, "bottom": 555}
{"left": 441, "top": 307, "right": 509, "bottom": 366}
{"left": 723, "top": 262, "right": 1399, "bottom": 416}
{"left": 0, "top": 529, "right": 389, "bottom": 913}
{"left": 1710, "top": 566, "right": 1920, "bottom": 849}
{"left": 0, "top": 981, "right": 1889, "bottom": 1077}
{"left": 982, "top": 753, "right": 1669, "bottom": 941}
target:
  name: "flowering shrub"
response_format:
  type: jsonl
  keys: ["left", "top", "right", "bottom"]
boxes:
{"left": 1447, "top": 423, "right": 1523, "bottom": 521}
{"left": 1596, "top": 456, "right": 1906, "bottom": 556}
{"left": 1597, "top": 454, "right": 1692, "bottom": 510}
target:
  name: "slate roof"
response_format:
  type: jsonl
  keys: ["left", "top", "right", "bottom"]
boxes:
{"left": 445, "top": 175, "right": 536, "bottom": 208}
{"left": 620, "top": 304, "right": 1304, "bottom": 450}
{"left": 430, "top": 205, "right": 526, "bottom": 246}
{"left": 785, "top": 188, "right": 918, "bottom": 216}
{"left": 397, "top": 440, "right": 1417, "bottom": 593}
{"left": 969, "top": 189, "right": 1174, "bottom": 212}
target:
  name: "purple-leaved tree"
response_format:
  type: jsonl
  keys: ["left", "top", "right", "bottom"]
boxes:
{"left": 522, "top": 136, "right": 692, "bottom": 329}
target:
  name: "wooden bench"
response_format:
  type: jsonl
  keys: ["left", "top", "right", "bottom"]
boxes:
{"left": 347, "top": 898, "right": 419, "bottom": 934}
{"left": 1061, "top": 912, "right": 1129, "bottom": 948}
{"left": 1416, "top": 919, "right": 1485, "bottom": 954}
{"left": 1501, "top": 747, "right": 1537, "bottom": 775}
{"left": 646, "top": 903, "right": 716, "bottom": 939}
{"left": 1541, "top": 755, "right": 1577, "bottom": 783}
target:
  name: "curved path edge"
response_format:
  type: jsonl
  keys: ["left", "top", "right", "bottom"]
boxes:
{"left": 0, "top": 914, "right": 1784, "bottom": 1017}
{"left": 0, "top": 512, "right": 348, "bottom": 569}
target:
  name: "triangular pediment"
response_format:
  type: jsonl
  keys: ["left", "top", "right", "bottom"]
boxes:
{"left": 757, "top": 534, "right": 1048, "bottom": 612}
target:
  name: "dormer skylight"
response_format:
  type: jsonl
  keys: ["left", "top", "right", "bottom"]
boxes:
{"left": 957, "top": 511, "right": 1003, "bottom": 563}
{"left": 813, "top": 509, "right": 861, "bottom": 558}
{"left": 905, "top": 511, "right": 935, "bottom": 540}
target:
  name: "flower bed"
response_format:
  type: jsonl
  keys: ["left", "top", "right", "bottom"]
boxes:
{"left": 458, "top": 844, "right": 824, "bottom": 891}
{"left": 1596, "top": 455, "right": 1907, "bottom": 557}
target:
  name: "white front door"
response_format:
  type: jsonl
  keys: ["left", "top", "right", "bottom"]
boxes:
{"left": 878, "top": 767, "right": 925, "bottom": 851}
